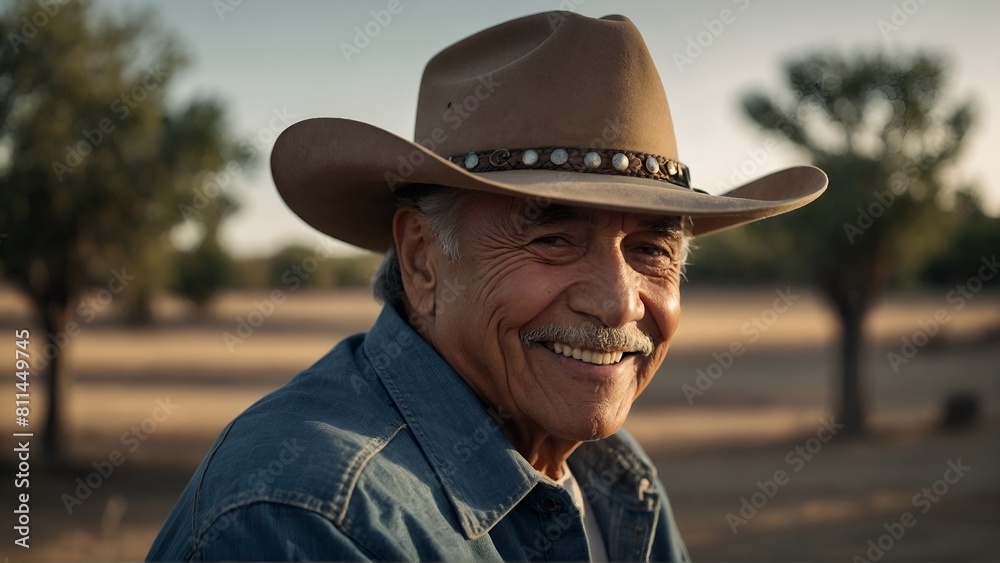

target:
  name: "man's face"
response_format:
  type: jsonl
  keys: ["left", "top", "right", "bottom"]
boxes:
{"left": 419, "top": 192, "right": 684, "bottom": 442}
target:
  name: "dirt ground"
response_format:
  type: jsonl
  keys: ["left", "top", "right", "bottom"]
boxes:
{"left": 0, "top": 285, "right": 997, "bottom": 561}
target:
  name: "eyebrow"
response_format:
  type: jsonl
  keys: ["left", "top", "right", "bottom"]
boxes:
{"left": 516, "top": 204, "right": 683, "bottom": 238}
{"left": 638, "top": 217, "right": 685, "bottom": 238}
{"left": 516, "top": 204, "right": 594, "bottom": 229}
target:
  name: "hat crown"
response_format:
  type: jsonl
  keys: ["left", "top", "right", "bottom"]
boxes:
{"left": 271, "top": 11, "right": 827, "bottom": 253}
{"left": 414, "top": 12, "right": 678, "bottom": 160}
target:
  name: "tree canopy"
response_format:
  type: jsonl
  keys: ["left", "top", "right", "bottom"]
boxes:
{"left": 703, "top": 50, "right": 981, "bottom": 433}
{"left": 0, "top": 0, "right": 247, "bottom": 458}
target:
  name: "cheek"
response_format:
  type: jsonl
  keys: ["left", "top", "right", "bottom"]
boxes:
{"left": 640, "top": 285, "right": 681, "bottom": 376}
{"left": 642, "top": 274, "right": 681, "bottom": 339}
{"left": 449, "top": 262, "right": 560, "bottom": 368}
{"left": 478, "top": 262, "right": 564, "bottom": 327}
{"left": 660, "top": 290, "right": 682, "bottom": 341}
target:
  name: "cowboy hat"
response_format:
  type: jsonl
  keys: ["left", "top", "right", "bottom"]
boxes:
{"left": 271, "top": 11, "right": 827, "bottom": 253}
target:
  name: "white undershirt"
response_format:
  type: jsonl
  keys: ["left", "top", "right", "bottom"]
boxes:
{"left": 553, "top": 465, "right": 609, "bottom": 562}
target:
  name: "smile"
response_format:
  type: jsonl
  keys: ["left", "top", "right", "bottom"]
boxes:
{"left": 543, "top": 342, "right": 626, "bottom": 366}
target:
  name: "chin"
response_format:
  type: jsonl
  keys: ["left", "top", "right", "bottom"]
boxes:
{"left": 553, "top": 407, "right": 629, "bottom": 442}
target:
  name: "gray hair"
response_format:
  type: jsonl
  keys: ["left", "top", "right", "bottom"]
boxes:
{"left": 370, "top": 187, "right": 694, "bottom": 306}
{"left": 371, "top": 186, "right": 472, "bottom": 305}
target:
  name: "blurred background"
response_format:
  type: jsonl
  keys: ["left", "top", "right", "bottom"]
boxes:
{"left": 0, "top": 0, "right": 997, "bottom": 560}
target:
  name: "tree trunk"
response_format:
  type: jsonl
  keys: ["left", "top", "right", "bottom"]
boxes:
{"left": 126, "top": 288, "right": 155, "bottom": 325}
{"left": 835, "top": 295, "right": 869, "bottom": 435}
{"left": 41, "top": 302, "right": 68, "bottom": 463}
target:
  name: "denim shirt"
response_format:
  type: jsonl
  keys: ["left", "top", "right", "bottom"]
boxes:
{"left": 148, "top": 305, "right": 688, "bottom": 561}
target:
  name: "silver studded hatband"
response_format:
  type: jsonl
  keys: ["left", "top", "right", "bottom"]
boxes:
{"left": 448, "top": 147, "right": 693, "bottom": 189}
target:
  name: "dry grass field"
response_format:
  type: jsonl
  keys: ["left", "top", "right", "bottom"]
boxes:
{"left": 0, "top": 284, "right": 997, "bottom": 561}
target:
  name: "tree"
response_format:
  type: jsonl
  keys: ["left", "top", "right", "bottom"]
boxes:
{"left": 328, "top": 254, "right": 382, "bottom": 288}
{"left": 170, "top": 100, "right": 242, "bottom": 311}
{"left": 739, "top": 51, "right": 975, "bottom": 434}
{"left": 918, "top": 190, "right": 1000, "bottom": 287}
{"left": 0, "top": 1, "right": 246, "bottom": 461}
{"left": 268, "top": 244, "right": 337, "bottom": 289}
{"left": 174, "top": 237, "right": 235, "bottom": 311}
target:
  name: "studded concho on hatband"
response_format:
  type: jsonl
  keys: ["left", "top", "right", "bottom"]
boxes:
{"left": 448, "top": 147, "right": 692, "bottom": 190}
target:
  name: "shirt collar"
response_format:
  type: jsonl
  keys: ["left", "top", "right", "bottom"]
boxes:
{"left": 570, "top": 431, "right": 661, "bottom": 509}
{"left": 362, "top": 304, "right": 543, "bottom": 540}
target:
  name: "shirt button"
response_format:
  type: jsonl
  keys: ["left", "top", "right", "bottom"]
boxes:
{"left": 540, "top": 497, "right": 561, "bottom": 512}
{"left": 637, "top": 478, "right": 651, "bottom": 500}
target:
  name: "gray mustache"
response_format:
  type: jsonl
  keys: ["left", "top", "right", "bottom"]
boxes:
{"left": 520, "top": 324, "right": 654, "bottom": 356}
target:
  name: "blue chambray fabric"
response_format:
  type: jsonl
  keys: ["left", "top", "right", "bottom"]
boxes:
{"left": 147, "top": 304, "right": 688, "bottom": 561}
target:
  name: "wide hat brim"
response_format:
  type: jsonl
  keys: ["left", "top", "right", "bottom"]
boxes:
{"left": 271, "top": 117, "right": 828, "bottom": 253}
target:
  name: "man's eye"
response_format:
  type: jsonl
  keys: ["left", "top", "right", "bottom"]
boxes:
{"left": 533, "top": 235, "right": 569, "bottom": 246}
{"left": 639, "top": 244, "right": 671, "bottom": 258}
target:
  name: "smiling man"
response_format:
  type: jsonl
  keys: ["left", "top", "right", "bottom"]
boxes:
{"left": 399, "top": 194, "right": 684, "bottom": 459}
{"left": 148, "top": 11, "right": 825, "bottom": 562}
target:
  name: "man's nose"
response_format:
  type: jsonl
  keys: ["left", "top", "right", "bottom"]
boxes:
{"left": 569, "top": 244, "right": 644, "bottom": 328}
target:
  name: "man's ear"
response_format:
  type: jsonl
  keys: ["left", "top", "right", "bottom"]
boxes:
{"left": 393, "top": 206, "right": 438, "bottom": 318}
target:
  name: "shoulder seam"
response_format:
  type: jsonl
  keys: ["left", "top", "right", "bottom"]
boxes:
{"left": 190, "top": 419, "right": 238, "bottom": 555}
{"left": 191, "top": 419, "right": 408, "bottom": 537}
{"left": 332, "top": 421, "right": 408, "bottom": 525}
{"left": 191, "top": 498, "right": 384, "bottom": 560}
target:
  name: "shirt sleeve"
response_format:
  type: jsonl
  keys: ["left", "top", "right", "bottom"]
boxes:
{"left": 189, "top": 502, "right": 377, "bottom": 561}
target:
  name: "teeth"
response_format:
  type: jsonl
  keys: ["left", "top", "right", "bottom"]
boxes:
{"left": 544, "top": 342, "right": 627, "bottom": 365}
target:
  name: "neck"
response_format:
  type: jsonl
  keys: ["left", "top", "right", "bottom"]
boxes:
{"left": 407, "top": 305, "right": 581, "bottom": 481}
{"left": 501, "top": 419, "right": 581, "bottom": 481}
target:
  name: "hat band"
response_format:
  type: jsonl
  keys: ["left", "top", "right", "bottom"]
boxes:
{"left": 448, "top": 147, "right": 692, "bottom": 189}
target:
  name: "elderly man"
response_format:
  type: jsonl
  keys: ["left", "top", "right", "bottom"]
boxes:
{"left": 148, "top": 11, "right": 825, "bottom": 562}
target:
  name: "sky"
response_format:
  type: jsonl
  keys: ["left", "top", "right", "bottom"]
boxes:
{"left": 101, "top": 0, "right": 1000, "bottom": 258}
